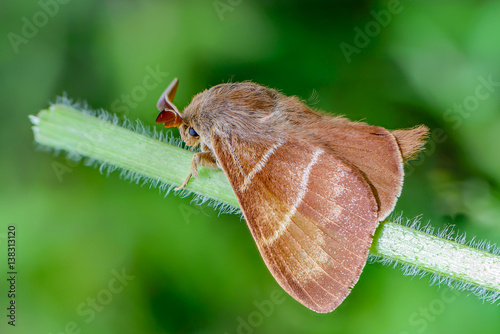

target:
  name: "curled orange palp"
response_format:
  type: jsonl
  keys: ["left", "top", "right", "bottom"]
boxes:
{"left": 156, "top": 78, "right": 182, "bottom": 128}
{"left": 155, "top": 109, "right": 183, "bottom": 127}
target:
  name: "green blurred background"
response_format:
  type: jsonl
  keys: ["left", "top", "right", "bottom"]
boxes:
{"left": 1, "top": 0, "right": 500, "bottom": 333}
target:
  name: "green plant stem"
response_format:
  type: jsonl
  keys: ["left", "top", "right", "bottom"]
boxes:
{"left": 372, "top": 221, "right": 500, "bottom": 293}
{"left": 32, "top": 104, "right": 237, "bottom": 207}
{"left": 30, "top": 104, "right": 500, "bottom": 298}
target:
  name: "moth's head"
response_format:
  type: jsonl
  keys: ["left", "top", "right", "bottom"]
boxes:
{"left": 155, "top": 78, "right": 201, "bottom": 147}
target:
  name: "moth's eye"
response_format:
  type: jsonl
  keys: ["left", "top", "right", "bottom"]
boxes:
{"left": 189, "top": 127, "right": 199, "bottom": 137}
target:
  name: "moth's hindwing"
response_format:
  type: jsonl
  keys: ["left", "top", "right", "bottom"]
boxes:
{"left": 301, "top": 119, "right": 404, "bottom": 221}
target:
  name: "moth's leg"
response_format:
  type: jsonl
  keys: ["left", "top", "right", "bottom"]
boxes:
{"left": 175, "top": 151, "right": 217, "bottom": 190}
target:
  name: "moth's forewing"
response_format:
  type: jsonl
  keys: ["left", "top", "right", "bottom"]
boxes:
{"left": 210, "top": 132, "right": 378, "bottom": 313}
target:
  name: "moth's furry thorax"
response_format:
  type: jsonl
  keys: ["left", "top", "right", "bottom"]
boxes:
{"left": 180, "top": 81, "right": 323, "bottom": 148}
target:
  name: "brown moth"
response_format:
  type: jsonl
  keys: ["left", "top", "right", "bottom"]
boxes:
{"left": 155, "top": 78, "right": 428, "bottom": 313}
